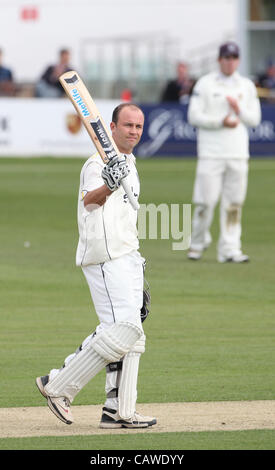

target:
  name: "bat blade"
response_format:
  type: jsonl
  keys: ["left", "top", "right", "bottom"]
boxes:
{"left": 59, "top": 70, "right": 139, "bottom": 210}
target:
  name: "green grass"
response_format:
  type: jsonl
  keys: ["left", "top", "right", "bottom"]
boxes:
{"left": 1, "top": 430, "right": 275, "bottom": 450}
{"left": 0, "top": 157, "right": 275, "bottom": 450}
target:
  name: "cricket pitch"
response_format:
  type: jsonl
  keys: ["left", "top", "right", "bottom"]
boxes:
{"left": 1, "top": 400, "right": 275, "bottom": 438}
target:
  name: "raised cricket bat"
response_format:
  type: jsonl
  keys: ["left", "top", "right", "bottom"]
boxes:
{"left": 59, "top": 70, "right": 139, "bottom": 210}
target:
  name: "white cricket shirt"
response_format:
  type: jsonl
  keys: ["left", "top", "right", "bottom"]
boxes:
{"left": 187, "top": 71, "right": 261, "bottom": 159}
{"left": 76, "top": 152, "right": 140, "bottom": 266}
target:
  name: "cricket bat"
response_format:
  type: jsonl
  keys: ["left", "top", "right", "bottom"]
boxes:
{"left": 59, "top": 70, "right": 139, "bottom": 210}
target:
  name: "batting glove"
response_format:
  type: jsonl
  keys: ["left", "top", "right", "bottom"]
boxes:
{"left": 102, "top": 156, "right": 130, "bottom": 191}
{"left": 140, "top": 287, "right": 151, "bottom": 323}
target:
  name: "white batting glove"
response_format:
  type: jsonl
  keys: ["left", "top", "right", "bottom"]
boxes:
{"left": 102, "top": 156, "right": 130, "bottom": 191}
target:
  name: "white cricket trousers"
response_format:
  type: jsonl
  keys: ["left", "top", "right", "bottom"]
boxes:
{"left": 82, "top": 250, "right": 144, "bottom": 332}
{"left": 190, "top": 158, "right": 249, "bottom": 258}
{"left": 48, "top": 250, "right": 144, "bottom": 385}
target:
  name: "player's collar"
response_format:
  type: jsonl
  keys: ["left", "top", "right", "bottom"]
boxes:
{"left": 124, "top": 153, "right": 136, "bottom": 163}
{"left": 217, "top": 70, "right": 240, "bottom": 82}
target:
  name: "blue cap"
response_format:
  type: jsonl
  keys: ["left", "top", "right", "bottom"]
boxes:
{"left": 219, "top": 42, "right": 240, "bottom": 58}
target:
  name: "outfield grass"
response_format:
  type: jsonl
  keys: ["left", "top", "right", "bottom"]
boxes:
{"left": 1, "top": 430, "right": 275, "bottom": 450}
{"left": 0, "top": 157, "right": 274, "bottom": 450}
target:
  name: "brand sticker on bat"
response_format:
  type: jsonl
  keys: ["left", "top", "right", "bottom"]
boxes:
{"left": 90, "top": 117, "right": 118, "bottom": 160}
{"left": 70, "top": 88, "right": 90, "bottom": 117}
{"left": 64, "top": 74, "right": 79, "bottom": 84}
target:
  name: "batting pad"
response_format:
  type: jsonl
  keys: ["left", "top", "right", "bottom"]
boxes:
{"left": 118, "top": 334, "right": 146, "bottom": 419}
{"left": 44, "top": 322, "right": 142, "bottom": 403}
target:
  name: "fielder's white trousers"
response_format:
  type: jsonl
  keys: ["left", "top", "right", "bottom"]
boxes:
{"left": 190, "top": 158, "right": 249, "bottom": 258}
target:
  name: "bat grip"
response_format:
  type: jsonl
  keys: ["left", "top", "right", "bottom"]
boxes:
{"left": 121, "top": 177, "right": 140, "bottom": 211}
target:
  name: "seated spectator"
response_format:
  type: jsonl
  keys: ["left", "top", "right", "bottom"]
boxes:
{"left": 257, "top": 62, "right": 275, "bottom": 90}
{"left": 35, "top": 49, "right": 72, "bottom": 98}
{"left": 160, "top": 62, "right": 194, "bottom": 103}
{"left": 256, "top": 61, "right": 275, "bottom": 101}
{"left": 0, "top": 48, "right": 15, "bottom": 96}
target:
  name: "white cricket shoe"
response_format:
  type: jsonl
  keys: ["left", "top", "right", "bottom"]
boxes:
{"left": 99, "top": 407, "right": 157, "bottom": 429}
{"left": 36, "top": 375, "right": 73, "bottom": 424}
{"left": 218, "top": 253, "right": 250, "bottom": 263}
{"left": 47, "top": 396, "right": 73, "bottom": 425}
{"left": 187, "top": 249, "right": 202, "bottom": 260}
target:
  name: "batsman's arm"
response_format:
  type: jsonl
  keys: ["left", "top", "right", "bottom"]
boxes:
{"left": 83, "top": 156, "right": 132, "bottom": 210}
{"left": 83, "top": 185, "right": 112, "bottom": 210}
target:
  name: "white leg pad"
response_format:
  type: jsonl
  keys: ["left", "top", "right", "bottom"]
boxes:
{"left": 93, "top": 322, "right": 142, "bottom": 361}
{"left": 44, "top": 322, "right": 142, "bottom": 403}
{"left": 118, "top": 334, "right": 146, "bottom": 419}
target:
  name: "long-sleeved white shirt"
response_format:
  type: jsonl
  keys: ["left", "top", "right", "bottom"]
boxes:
{"left": 76, "top": 152, "right": 140, "bottom": 266}
{"left": 187, "top": 71, "right": 261, "bottom": 159}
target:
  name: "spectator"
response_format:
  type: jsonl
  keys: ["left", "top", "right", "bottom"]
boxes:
{"left": 35, "top": 49, "right": 72, "bottom": 98}
{"left": 256, "top": 61, "right": 275, "bottom": 100}
{"left": 0, "top": 48, "right": 15, "bottom": 96}
{"left": 161, "top": 62, "right": 194, "bottom": 103}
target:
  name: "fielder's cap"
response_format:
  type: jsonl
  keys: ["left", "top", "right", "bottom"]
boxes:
{"left": 219, "top": 41, "right": 240, "bottom": 58}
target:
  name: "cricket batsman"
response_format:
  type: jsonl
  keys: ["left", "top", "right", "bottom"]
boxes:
{"left": 187, "top": 42, "right": 261, "bottom": 263}
{"left": 36, "top": 103, "right": 156, "bottom": 429}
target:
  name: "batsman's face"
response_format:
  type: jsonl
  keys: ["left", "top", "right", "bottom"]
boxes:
{"left": 111, "top": 107, "right": 144, "bottom": 154}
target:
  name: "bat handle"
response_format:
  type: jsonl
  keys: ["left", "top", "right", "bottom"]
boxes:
{"left": 121, "top": 177, "right": 140, "bottom": 211}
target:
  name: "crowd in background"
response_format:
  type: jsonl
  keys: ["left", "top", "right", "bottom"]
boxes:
{"left": 160, "top": 59, "right": 275, "bottom": 104}
{"left": 0, "top": 48, "right": 72, "bottom": 98}
{"left": 1, "top": 46, "right": 275, "bottom": 103}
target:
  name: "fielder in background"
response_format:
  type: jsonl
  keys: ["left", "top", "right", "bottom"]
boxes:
{"left": 36, "top": 103, "right": 156, "bottom": 429}
{"left": 187, "top": 42, "right": 261, "bottom": 263}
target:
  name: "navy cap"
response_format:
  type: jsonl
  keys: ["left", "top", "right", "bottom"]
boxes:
{"left": 219, "top": 42, "right": 240, "bottom": 58}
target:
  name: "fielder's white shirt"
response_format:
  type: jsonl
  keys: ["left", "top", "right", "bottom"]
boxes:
{"left": 76, "top": 152, "right": 140, "bottom": 266}
{"left": 187, "top": 71, "right": 261, "bottom": 159}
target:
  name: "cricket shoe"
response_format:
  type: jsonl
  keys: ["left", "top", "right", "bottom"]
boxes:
{"left": 99, "top": 407, "right": 157, "bottom": 429}
{"left": 218, "top": 253, "right": 250, "bottom": 263}
{"left": 36, "top": 375, "right": 73, "bottom": 425}
{"left": 35, "top": 375, "right": 49, "bottom": 398}
{"left": 187, "top": 249, "right": 202, "bottom": 260}
{"left": 47, "top": 396, "right": 73, "bottom": 425}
